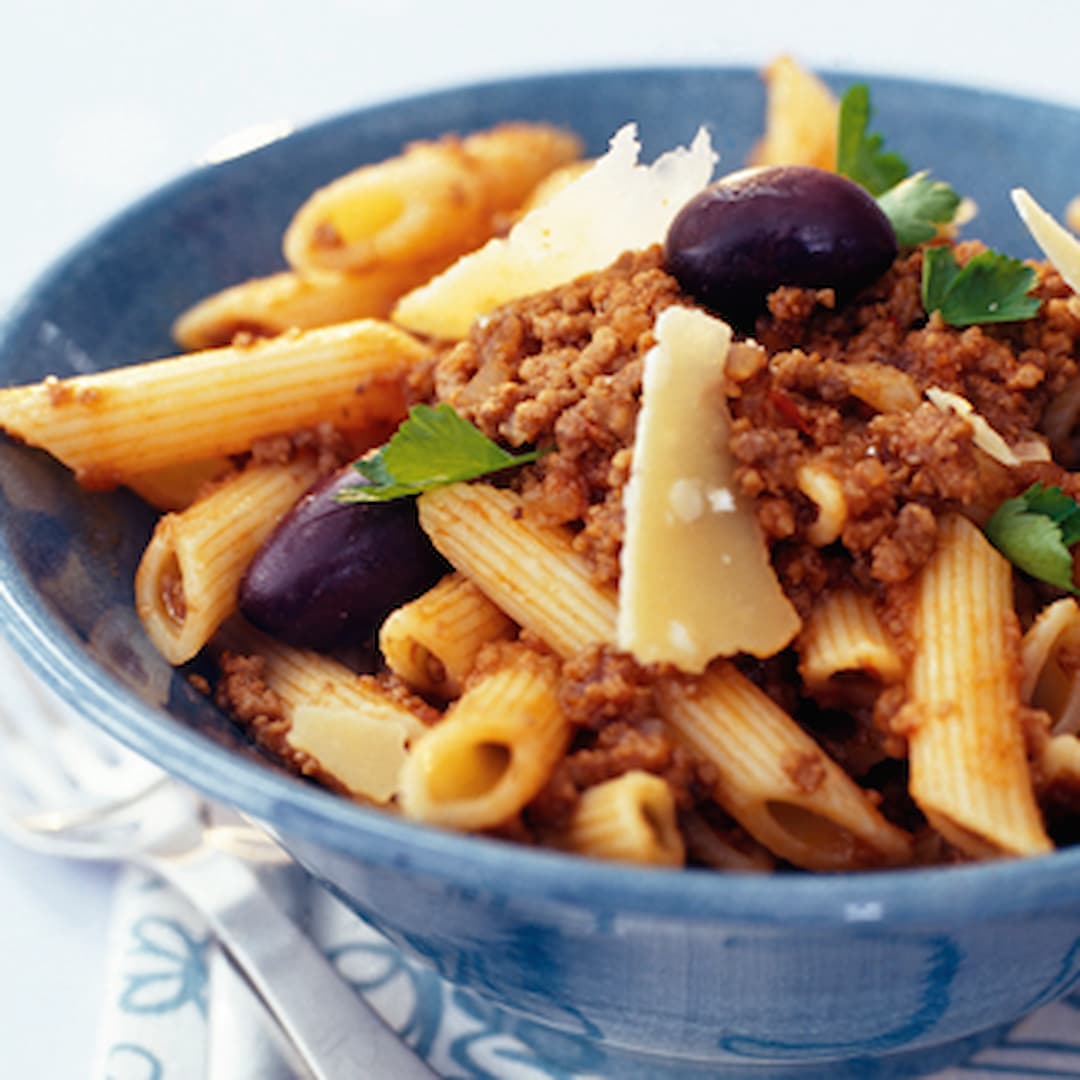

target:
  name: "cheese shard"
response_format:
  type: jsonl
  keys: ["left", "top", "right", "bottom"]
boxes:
{"left": 617, "top": 306, "right": 801, "bottom": 671}
{"left": 287, "top": 703, "right": 411, "bottom": 804}
{"left": 392, "top": 124, "right": 717, "bottom": 339}
{"left": 1012, "top": 187, "right": 1080, "bottom": 294}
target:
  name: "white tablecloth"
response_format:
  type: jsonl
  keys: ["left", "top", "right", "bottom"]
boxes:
{"left": 3, "top": 3, "right": 1080, "bottom": 1076}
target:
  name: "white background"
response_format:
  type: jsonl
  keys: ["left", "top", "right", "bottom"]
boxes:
{"left": 2, "top": 1, "right": 1080, "bottom": 1075}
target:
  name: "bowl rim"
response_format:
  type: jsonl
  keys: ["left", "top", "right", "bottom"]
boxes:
{"left": 3, "top": 63, "right": 1080, "bottom": 928}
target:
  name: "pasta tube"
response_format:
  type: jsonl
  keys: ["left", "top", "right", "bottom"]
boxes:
{"left": 903, "top": 514, "right": 1052, "bottom": 858}
{"left": 379, "top": 573, "right": 515, "bottom": 698}
{"left": 283, "top": 124, "right": 583, "bottom": 275}
{"left": 0, "top": 319, "right": 427, "bottom": 485}
{"left": 124, "top": 457, "right": 235, "bottom": 511}
{"left": 398, "top": 648, "right": 571, "bottom": 830}
{"left": 1021, "top": 597, "right": 1080, "bottom": 736}
{"left": 417, "top": 483, "right": 618, "bottom": 658}
{"left": 135, "top": 458, "right": 320, "bottom": 664}
{"left": 558, "top": 771, "right": 685, "bottom": 867}
{"left": 749, "top": 54, "right": 838, "bottom": 171}
{"left": 172, "top": 264, "right": 449, "bottom": 350}
{"left": 659, "top": 663, "right": 913, "bottom": 871}
{"left": 798, "top": 587, "right": 903, "bottom": 702}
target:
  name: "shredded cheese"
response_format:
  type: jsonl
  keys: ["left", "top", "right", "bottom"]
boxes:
{"left": 617, "top": 306, "right": 801, "bottom": 671}
{"left": 392, "top": 124, "right": 718, "bottom": 339}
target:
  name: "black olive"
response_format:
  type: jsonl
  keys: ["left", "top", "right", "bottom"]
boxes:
{"left": 238, "top": 466, "right": 449, "bottom": 651}
{"left": 664, "top": 164, "right": 898, "bottom": 326}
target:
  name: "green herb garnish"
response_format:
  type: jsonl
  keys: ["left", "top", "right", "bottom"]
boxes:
{"left": 921, "top": 245, "right": 1041, "bottom": 327}
{"left": 876, "top": 171, "right": 962, "bottom": 247}
{"left": 837, "top": 84, "right": 1038, "bottom": 326}
{"left": 836, "top": 83, "right": 910, "bottom": 197}
{"left": 337, "top": 402, "right": 544, "bottom": 503}
{"left": 985, "top": 483, "right": 1080, "bottom": 593}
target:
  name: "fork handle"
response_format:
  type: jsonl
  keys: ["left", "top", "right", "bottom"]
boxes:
{"left": 156, "top": 845, "right": 439, "bottom": 1080}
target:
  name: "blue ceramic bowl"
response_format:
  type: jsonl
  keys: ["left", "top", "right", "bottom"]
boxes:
{"left": 2, "top": 69, "right": 1080, "bottom": 1078}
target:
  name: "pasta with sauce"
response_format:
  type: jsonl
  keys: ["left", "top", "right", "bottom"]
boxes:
{"left": 2, "top": 62, "right": 1080, "bottom": 872}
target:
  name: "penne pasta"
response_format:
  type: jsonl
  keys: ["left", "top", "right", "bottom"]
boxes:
{"left": 0, "top": 319, "right": 427, "bottom": 485}
{"left": 379, "top": 572, "right": 516, "bottom": 698}
{"left": 902, "top": 514, "right": 1052, "bottom": 858}
{"left": 124, "top": 457, "right": 236, "bottom": 511}
{"left": 557, "top": 771, "right": 686, "bottom": 867}
{"left": 172, "top": 263, "right": 452, "bottom": 350}
{"left": 798, "top": 587, "right": 903, "bottom": 703}
{"left": 1021, "top": 597, "right": 1080, "bottom": 736}
{"left": 283, "top": 123, "right": 582, "bottom": 276}
{"left": 417, "top": 483, "right": 618, "bottom": 658}
{"left": 658, "top": 663, "right": 912, "bottom": 871}
{"left": 135, "top": 457, "right": 321, "bottom": 664}
{"left": 749, "top": 54, "right": 839, "bottom": 171}
{"left": 398, "top": 646, "right": 571, "bottom": 830}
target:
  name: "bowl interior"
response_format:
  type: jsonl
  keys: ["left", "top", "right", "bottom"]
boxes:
{"left": 3, "top": 67, "right": 1080, "bottom": 920}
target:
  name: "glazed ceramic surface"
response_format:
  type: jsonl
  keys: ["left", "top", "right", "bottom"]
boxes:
{"left": 2, "top": 69, "right": 1080, "bottom": 1077}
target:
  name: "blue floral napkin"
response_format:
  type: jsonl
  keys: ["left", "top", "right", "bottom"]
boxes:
{"left": 90, "top": 862, "right": 1080, "bottom": 1080}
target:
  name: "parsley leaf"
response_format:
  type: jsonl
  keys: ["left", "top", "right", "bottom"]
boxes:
{"left": 1022, "top": 484, "right": 1080, "bottom": 546}
{"left": 921, "top": 245, "right": 1041, "bottom": 326}
{"left": 836, "top": 85, "right": 961, "bottom": 245}
{"left": 921, "top": 245, "right": 963, "bottom": 314}
{"left": 337, "top": 402, "right": 544, "bottom": 503}
{"left": 836, "top": 84, "right": 909, "bottom": 196}
{"left": 985, "top": 483, "right": 1080, "bottom": 593}
{"left": 877, "top": 171, "right": 962, "bottom": 247}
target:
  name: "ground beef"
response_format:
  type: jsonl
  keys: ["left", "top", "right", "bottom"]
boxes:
{"left": 780, "top": 748, "right": 827, "bottom": 794}
{"left": 728, "top": 247, "right": 1080, "bottom": 593}
{"left": 525, "top": 717, "right": 716, "bottom": 833}
{"left": 557, "top": 645, "right": 658, "bottom": 729}
{"left": 435, "top": 241, "right": 1080, "bottom": 603}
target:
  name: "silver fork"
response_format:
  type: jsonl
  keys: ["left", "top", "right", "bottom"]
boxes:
{"left": 0, "top": 643, "right": 437, "bottom": 1080}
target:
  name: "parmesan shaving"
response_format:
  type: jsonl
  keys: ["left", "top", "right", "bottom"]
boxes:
{"left": 925, "top": 385, "right": 1050, "bottom": 466}
{"left": 392, "top": 124, "right": 718, "bottom": 339}
{"left": 288, "top": 703, "right": 410, "bottom": 804}
{"left": 617, "top": 306, "right": 801, "bottom": 671}
{"left": 1011, "top": 187, "right": 1080, "bottom": 294}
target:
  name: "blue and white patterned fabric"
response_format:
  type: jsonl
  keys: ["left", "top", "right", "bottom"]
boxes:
{"left": 91, "top": 865, "right": 1080, "bottom": 1080}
